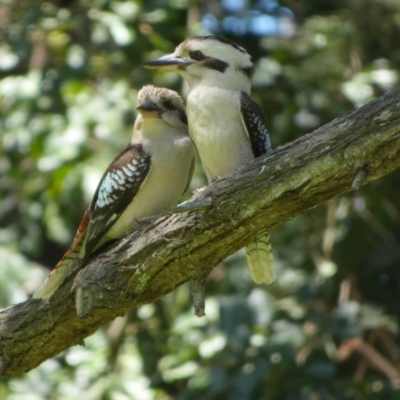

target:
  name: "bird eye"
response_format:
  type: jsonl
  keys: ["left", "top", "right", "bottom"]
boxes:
{"left": 163, "top": 100, "right": 175, "bottom": 110}
{"left": 189, "top": 50, "right": 204, "bottom": 61}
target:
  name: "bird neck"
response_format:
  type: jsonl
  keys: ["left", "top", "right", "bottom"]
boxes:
{"left": 181, "top": 68, "right": 251, "bottom": 94}
{"left": 140, "top": 118, "right": 168, "bottom": 137}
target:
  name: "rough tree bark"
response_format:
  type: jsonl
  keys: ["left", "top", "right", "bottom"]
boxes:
{"left": 1, "top": 86, "right": 400, "bottom": 376}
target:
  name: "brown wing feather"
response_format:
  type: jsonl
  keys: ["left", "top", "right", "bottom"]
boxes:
{"left": 82, "top": 143, "right": 151, "bottom": 257}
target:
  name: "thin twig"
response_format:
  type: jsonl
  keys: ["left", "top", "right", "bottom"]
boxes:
{"left": 352, "top": 168, "right": 367, "bottom": 190}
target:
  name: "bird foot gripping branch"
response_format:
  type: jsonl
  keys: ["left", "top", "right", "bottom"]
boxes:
{"left": 132, "top": 198, "right": 213, "bottom": 227}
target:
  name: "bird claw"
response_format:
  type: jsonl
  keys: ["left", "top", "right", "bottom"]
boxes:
{"left": 192, "top": 185, "right": 207, "bottom": 196}
{"left": 132, "top": 198, "right": 213, "bottom": 229}
{"left": 131, "top": 218, "right": 152, "bottom": 230}
{"left": 171, "top": 198, "right": 213, "bottom": 214}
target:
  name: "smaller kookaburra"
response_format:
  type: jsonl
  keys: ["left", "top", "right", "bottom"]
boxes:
{"left": 143, "top": 36, "right": 275, "bottom": 285}
{"left": 34, "top": 85, "right": 195, "bottom": 299}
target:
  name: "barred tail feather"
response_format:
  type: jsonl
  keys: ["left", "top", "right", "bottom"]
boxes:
{"left": 33, "top": 209, "right": 90, "bottom": 299}
{"left": 32, "top": 243, "right": 83, "bottom": 299}
{"left": 245, "top": 233, "right": 275, "bottom": 284}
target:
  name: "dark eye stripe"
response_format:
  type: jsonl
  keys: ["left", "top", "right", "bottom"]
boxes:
{"left": 202, "top": 58, "right": 228, "bottom": 73}
{"left": 163, "top": 100, "right": 175, "bottom": 110}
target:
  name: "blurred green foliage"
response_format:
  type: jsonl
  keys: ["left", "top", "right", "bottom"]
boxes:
{"left": 1, "top": 0, "right": 400, "bottom": 399}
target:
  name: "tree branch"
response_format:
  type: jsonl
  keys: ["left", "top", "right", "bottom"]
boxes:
{"left": 1, "top": 86, "right": 400, "bottom": 376}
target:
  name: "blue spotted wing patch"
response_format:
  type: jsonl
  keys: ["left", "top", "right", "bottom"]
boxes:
{"left": 240, "top": 92, "right": 271, "bottom": 157}
{"left": 83, "top": 143, "right": 151, "bottom": 257}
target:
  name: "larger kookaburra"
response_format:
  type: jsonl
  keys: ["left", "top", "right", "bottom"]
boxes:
{"left": 34, "top": 85, "right": 195, "bottom": 299}
{"left": 143, "top": 36, "right": 275, "bottom": 285}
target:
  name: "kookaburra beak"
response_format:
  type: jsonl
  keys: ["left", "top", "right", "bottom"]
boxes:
{"left": 136, "top": 99, "right": 161, "bottom": 118}
{"left": 142, "top": 54, "right": 193, "bottom": 72}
